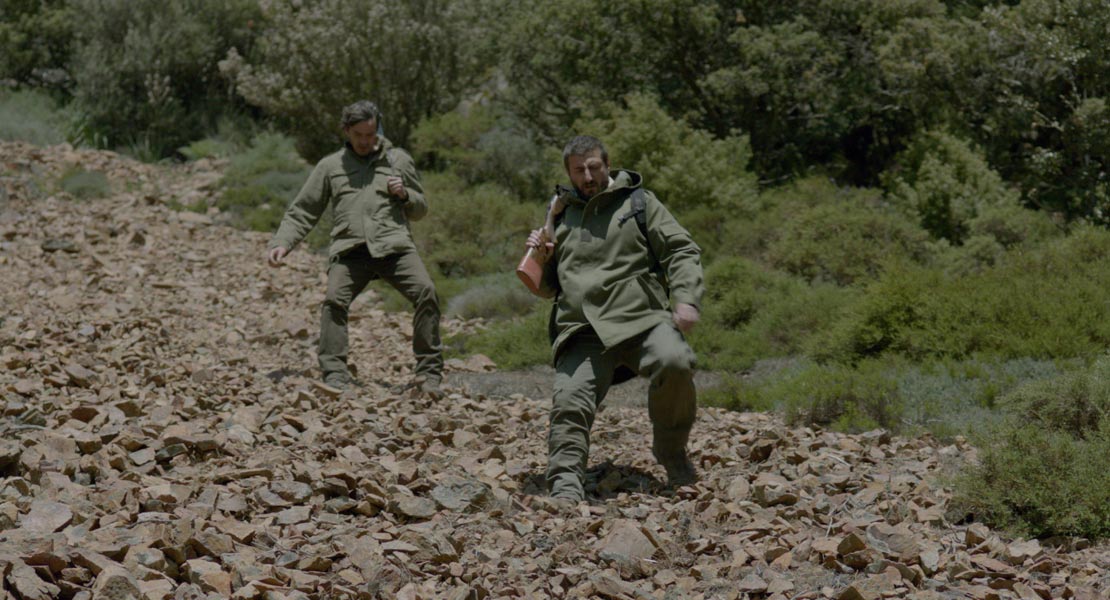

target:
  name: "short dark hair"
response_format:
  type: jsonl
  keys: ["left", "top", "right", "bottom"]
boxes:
{"left": 562, "top": 135, "right": 608, "bottom": 169}
{"left": 340, "top": 100, "right": 381, "bottom": 129}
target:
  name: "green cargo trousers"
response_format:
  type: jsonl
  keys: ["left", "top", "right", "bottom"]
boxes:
{"left": 547, "top": 322, "right": 697, "bottom": 500}
{"left": 319, "top": 244, "right": 443, "bottom": 381}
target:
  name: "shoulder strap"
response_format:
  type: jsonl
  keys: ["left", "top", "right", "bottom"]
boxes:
{"left": 619, "top": 188, "right": 662, "bottom": 275}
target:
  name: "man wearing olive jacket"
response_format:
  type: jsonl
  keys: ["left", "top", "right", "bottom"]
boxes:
{"left": 267, "top": 100, "right": 443, "bottom": 395}
{"left": 526, "top": 135, "right": 704, "bottom": 502}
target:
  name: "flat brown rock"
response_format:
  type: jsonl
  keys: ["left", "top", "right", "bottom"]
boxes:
{"left": 20, "top": 500, "right": 73, "bottom": 533}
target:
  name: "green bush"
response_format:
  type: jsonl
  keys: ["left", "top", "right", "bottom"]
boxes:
{"left": 411, "top": 173, "right": 540, "bottom": 278}
{"left": 764, "top": 193, "right": 931, "bottom": 285}
{"left": 443, "top": 273, "right": 539, "bottom": 320}
{"left": 812, "top": 226, "right": 1110, "bottom": 363}
{"left": 687, "top": 257, "right": 855, "bottom": 372}
{"left": 705, "top": 356, "right": 1066, "bottom": 438}
{"left": 59, "top": 167, "right": 109, "bottom": 199}
{"left": 219, "top": 0, "right": 496, "bottom": 161}
{"left": 952, "top": 355, "right": 1110, "bottom": 539}
{"left": 209, "top": 131, "right": 329, "bottom": 247}
{"left": 179, "top": 138, "right": 236, "bottom": 162}
{"left": 996, "top": 355, "right": 1110, "bottom": 438}
{"left": 0, "top": 0, "right": 75, "bottom": 90}
{"left": 967, "top": 204, "right": 1061, "bottom": 249}
{"left": 884, "top": 130, "right": 1020, "bottom": 243}
{"left": 0, "top": 89, "right": 67, "bottom": 145}
{"left": 451, "top": 303, "right": 551, "bottom": 370}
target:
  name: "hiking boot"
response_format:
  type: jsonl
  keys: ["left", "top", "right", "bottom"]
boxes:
{"left": 533, "top": 494, "right": 579, "bottom": 514}
{"left": 322, "top": 371, "right": 353, "bottom": 391}
{"left": 660, "top": 454, "right": 698, "bottom": 488}
{"left": 415, "top": 374, "right": 443, "bottom": 398}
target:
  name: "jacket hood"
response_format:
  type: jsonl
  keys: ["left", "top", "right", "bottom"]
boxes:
{"left": 562, "top": 169, "right": 643, "bottom": 206}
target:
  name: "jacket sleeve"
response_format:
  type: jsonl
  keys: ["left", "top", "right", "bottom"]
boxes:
{"left": 644, "top": 191, "right": 704, "bottom": 309}
{"left": 389, "top": 148, "right": 428, "bottom": 221}
{"left": 536, "top": 250, "right": 560, "bottom": 299}
{"left": 269, "top": 161, "right": 331, "bottom": 251}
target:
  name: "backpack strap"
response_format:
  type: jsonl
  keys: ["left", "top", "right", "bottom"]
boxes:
{"left": 618, "top": 188, "right": 662, "bottom": 275}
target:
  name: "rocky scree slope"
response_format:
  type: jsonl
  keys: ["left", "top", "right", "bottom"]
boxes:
{"left": 0, "top": 141, "right": 1106, "bottom": 599}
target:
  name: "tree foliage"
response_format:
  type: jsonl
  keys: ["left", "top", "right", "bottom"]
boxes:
{"left": 68, "top": 0, "right": 261, "bottom": 156}
{"left": 0, "top": 0, "right": 75, "bottom": 91}
{"left": 219, "top": 0, "right": 497, "bottom": 162}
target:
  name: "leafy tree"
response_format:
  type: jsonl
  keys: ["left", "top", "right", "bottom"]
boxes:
{"left": 411, "top": 105, "right": 552, "bottom": 200}
{"left": 69, "top": 0, "right": 261, "bottom": 156}
{"left": 706, "top": 0, "right": 954, "bottom": 183}
{"left": 884, "top": 130, "right": 1019, "bottom": 243}
{"left": 574, "top": 93, "right": 758, "bottom": 215}
{"left": 219, "top": 0, "right": 498, "bottom": 162}
{"left": 0, "top": 0, "right": 75, "bottom": 91}
{"left": 495, "top": 0, "right": 738, "bottom": 143}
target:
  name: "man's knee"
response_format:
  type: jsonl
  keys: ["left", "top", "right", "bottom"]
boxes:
{"left": 321, "top": 297, "right": 351, "bottom": 317}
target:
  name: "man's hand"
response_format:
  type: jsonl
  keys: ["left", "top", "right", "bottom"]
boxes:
{"left": 672, "top": 303, "right": 699, "bottom": 333}
{"left": 267, "top": 246, "right": 288, "bottom": 267}
{"left": 526, "top": 229, "right": 554, "bottom": 262}
{"left": 387, "top": 176, "right": 408, "bottom": 200}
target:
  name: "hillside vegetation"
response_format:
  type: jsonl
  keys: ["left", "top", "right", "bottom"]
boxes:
{"left": 4, "top": 0, "right": 1110, "bottom": 540}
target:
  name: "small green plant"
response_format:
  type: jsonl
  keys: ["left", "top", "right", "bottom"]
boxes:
{"left": 443, "top": 273, "right": 539, "bottom": 320}
{"left": 179, "top": 137, "right": 236, "bottom": 161}
{"left": 0, "top": 90, "right": 68, "bottom": 146}
{"left": 166, "top": 197, "right": 208, "bottom": 214}
{"left": 58, "top": 167, "right": 110, "bottom": 199}
{"left": 451, "top": 303, "right": 551, "bottom": 370}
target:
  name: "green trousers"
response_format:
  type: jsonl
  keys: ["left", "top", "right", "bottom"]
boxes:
{"left": 547, "top": 322, "right": 697, "bottom": 499}
{"left": 319, "top": 245, "right": 443, "bottom": 381}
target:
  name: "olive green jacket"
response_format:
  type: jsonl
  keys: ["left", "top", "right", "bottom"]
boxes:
{"left": 269, "top": 138, "right": 427, "bottom": 259}
{"left": 539, "top": 170, "right": 704, "bottom": 361}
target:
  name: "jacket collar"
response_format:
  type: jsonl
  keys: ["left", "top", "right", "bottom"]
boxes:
{"left": 343, "top": 137, "right": 394, "bottom": 163}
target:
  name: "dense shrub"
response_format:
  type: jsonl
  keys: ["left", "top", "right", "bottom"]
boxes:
{"left": 496, "top": 0, "right": 737, "bottom": 143}
{"left": 213, "top": 132, "right": 321, "bottom": 246}
{"left": 812, "top": 225, "right": 1110, "bottom": 362}
{"left": 219, "top": 0, "right": 497, "bottom": 162}
{"left": 952, "top": 355, "right": 1110, "bottom": 539}
{"left": 764, "top": 193, "right": 931, "bottom": 285}
{"left": 451, "top": 303, "right": 551, "bottom": 370}
{"left": 68, "top": 0, "right": 261, "bottom": 158}
{"left": 706, "top": 356, "right": 1066, "bottom": 437}
{"left": 411, "top": 106, "right": 553, "bottom": 200}
{"left": 410, "top": 173, "right": 540, "bottom": 278}
{"left": 0, "top": 90, "right": 67, "bottom": 145}
{"left": 687, "top": 257, "right": 855, "bottom": 372}
{"left": 883, "top": 130, "right": 1020, "bottom": 243}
